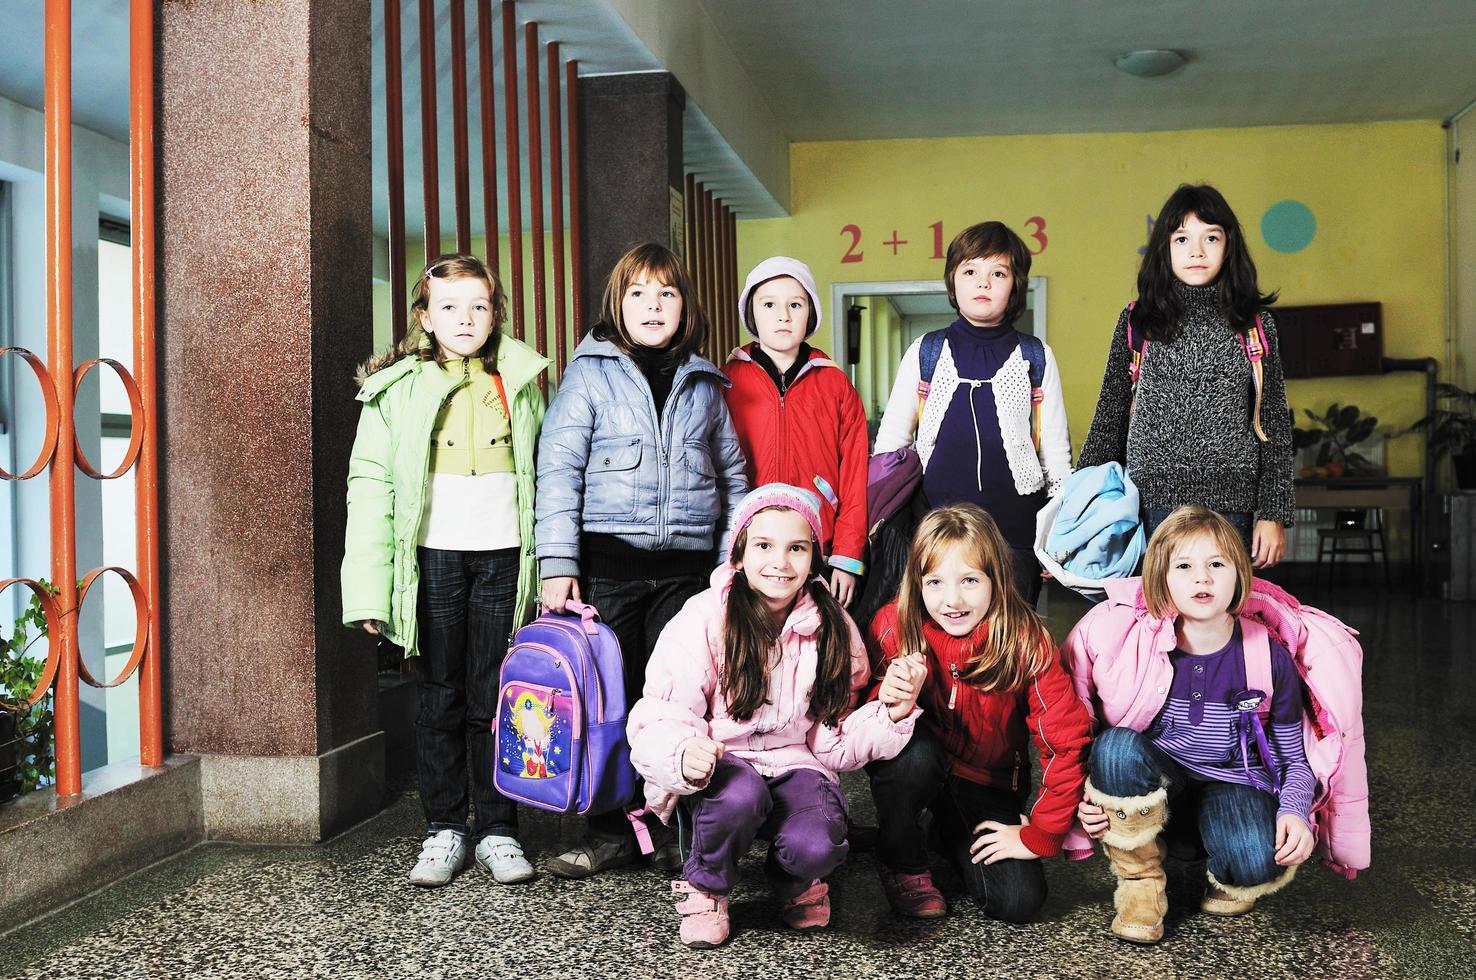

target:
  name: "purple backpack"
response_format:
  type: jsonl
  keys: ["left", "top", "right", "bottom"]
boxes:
{"left": 493, "top": 600, "right": 639, "bottom": 816}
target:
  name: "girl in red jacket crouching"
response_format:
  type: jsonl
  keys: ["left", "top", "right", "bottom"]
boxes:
{"left": 866, "top": 503, "right": 1092, "bottom": 922}
{"left": 724, "top": 257, "right": 870, "bottom": 608}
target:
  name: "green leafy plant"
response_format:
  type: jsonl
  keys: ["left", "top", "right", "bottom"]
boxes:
{"left": 1408, "top": 383, "right": 1476, "bottom": 459}
{"left": 1, "top": 581, "right": 58, "bottom": 795}
{"left": 1293, "top": 404, "right": 1381, "bottom": 477}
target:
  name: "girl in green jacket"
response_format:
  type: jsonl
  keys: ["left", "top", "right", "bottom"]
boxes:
{"left": 342, "top": 253, "right": 549, "bottom": 889}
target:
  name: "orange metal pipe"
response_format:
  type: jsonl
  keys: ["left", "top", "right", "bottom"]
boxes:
{"left": 524, "top": 22, "right": 546, "bottom": 391}
{"left": 718, "top": 201, "right": 731, "bottom": 355}
{"left": 418, "top": 0, "right": 440, "bottom": 261}
{"left": 130, "top": 0, "right": 162, "bottom": 767}
{"left": 45, "top": 0, "right": 81, "bottom": 797}
{"left": 384, "top": 0, "right": 408, "bottom": 342}
{"left": 500, "top": 1, "right": 523, "bottom": 340}
{"left": 732, "top": 206, "right": 741, "bottom": 352}
{"left": 689, "top": 180, "right": 703, "bottom": 348}
{"left": 702, "top": 188, "right": 716, "bottom": 358}
{"left": 476, "top": 0, "right": 499, "bottom": 274}
{"left": 684, "top": 172, "right": 696, "bottom": 273}
{"left": 547, "top": 41, "right": 566, "bottom": 381}
{"left": 450, "top": 0, "right": 471, "bottom": 253}
{"left": 565, "top": 59, "right": 583, "bottom": 336}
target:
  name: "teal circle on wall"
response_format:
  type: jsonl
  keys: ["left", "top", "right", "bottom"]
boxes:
{"left": 1261, "top": 200, "right": 1316, "bottom": 254}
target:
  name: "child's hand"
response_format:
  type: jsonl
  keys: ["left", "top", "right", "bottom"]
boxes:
{"left": 1077, "top": 800, "right": 1109, "bottom": 839}
{"left": 1252, "top": 520, "right": 1285, "bottom": 568}
{"left": 1275, "top": 813, "right": 1315, "bottom": 866}
{"left": 828, "top": 568, "right": 857, "bottom": 608}
{"left": 355, "top": 620, "right": 380, "bottom": 636}
{"left": 541, "top": 576, "right": 581, "bottom": 613}
{"left": 879, "top": 653, "right": 926, "bottom": 721}
{"left": 970, "top": 814, "right": 1039, "bottom": 865}
{"left": 681, "top": 737, "right": 725, "bottom": 785}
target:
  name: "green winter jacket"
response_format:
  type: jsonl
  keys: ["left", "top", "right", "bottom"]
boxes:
{"left": 341, "top": 336, "right": 549, "bottom": 655}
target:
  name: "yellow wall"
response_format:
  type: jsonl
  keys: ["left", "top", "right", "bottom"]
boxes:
{"left": 737, "top": 120, "right": 1447, "bottom": 478}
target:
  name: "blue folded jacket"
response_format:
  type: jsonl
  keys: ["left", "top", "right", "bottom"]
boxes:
{"left": 1045, "top": 463, "right": 1145, "bottom": 580}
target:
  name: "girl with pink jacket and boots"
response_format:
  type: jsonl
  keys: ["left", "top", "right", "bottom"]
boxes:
{"left": 627, "top": 484, "right": 924, "bottom": 948}
{"left": 1066, "top": 507, "right": 1318, "bottom": 944}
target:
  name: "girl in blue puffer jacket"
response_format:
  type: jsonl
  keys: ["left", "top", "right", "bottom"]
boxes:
{"left": 536, "top": 242, "right": 749, "bottom": 879}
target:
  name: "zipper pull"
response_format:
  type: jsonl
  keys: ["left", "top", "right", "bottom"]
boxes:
{"left": 948, "top": 663, "right": 959, "bottom": 711}
{"left": 1012, "top": 752, "right": 1022, "bottom": 791}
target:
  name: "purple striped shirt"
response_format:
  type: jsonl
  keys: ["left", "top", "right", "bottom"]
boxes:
{"left": 1148, "top": 625, "right": 1315, "bottom": 823}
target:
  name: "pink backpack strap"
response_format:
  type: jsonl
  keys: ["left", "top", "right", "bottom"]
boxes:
{"left": 1241, "top": 620, "right": 1274, "bottom": 721}
{"left": 1238, "top": 314, "right": 1269, "bottom": 443}
{"left": 1125, "top": 302, "right": 1146, "bottom": 421}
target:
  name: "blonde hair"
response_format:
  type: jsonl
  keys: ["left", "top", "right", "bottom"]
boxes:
{"left": 896, "top": 504, "right": 1052, "bottom": 693}
{"left": 356, "top": 252, "right": 507, "bottom": 382}
{"left": 1141, "top": 506, "right": 1254, "bottom": 619}
{"left": 593, "top": 243, "right": 707, "bottom": 362}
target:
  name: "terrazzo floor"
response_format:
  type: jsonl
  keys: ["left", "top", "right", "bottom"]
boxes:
{"left": 3, "top": 580, "right": 1473, "bottom": 979}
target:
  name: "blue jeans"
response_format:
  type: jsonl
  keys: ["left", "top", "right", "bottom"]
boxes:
{"left": 1144, "top": 507, "right": 1253, "bottom": 555}
{"left": 867, "top": 727, "right": 1047, "bottom": 923}
{"left": 415, "top": 546, "right": 520, "bottom": 841}
{"left": 1090, "top": 727, "right": 1281, "bottom": 889}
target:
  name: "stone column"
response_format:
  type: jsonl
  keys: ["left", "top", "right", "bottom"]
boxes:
{"left": 576, "top": 71, "right": 686, "bottom": 329}
{"left": 158, "top": 0, "right": 381, "bottom": 842}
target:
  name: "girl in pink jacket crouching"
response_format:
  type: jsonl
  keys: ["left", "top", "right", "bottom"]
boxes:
{"left": 627, "top": 484, "right": 924, "bottom": 949}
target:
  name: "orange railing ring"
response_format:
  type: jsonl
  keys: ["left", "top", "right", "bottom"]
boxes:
{"left": 72, "top": 358, "right": 144, "bottom": 480}
{"left": 0, "top": 578, "right": 63, "bottom": 710}
{"left": 74, "top": 566, "right": 149, "bottom": 689}
{"left": 0, "top": 348, "right": 61, "bottom": 481}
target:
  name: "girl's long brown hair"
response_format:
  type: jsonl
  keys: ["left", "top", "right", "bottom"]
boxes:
{"left": 722, "top": 511, "right": 853, "bottom": 727}
{"left": 896, "top": 504, "right": 1052, "bottom": 693}
{"left": 592, "top": 242, "right": 708, "bottom": 364}
{"left": 356, "top": 253, "right": 508, "bottom": 382}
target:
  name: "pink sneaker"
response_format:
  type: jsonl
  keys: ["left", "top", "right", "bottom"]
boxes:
{"left": 672, "top": 880, "right": 729, "bottom": 948}
{"left": 779, "top": 880, "right": 831, "bottom": 931}
{"left": 878, "top": 869, "right": 947, "bottom": 919}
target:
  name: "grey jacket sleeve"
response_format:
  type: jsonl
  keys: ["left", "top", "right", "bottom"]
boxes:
{"left": 1077, "top": 307, "right": 1134, "bottom": 471}
{"left": 535, "top": 362, "right": 596, "bottom": 579}
{"left": 710, "top": 393, "right": 751, "bottom": 563}
{"left": 1253, "top": 311, "right": 1296, "bottom": 526}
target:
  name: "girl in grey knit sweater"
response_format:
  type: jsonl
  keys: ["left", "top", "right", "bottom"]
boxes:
{"left": 1077, "top": 185, "right": 1293, "bottom": 567}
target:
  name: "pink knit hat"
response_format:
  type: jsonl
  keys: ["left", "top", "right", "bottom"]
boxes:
{"left": 729, "top": 483, "right": 824, "bottom": 564}
{"left": 739, "top": 256, "right": 823, "bottom": 338}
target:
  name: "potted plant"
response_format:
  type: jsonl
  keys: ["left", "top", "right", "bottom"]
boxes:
{"left": 1293, "top": 404, "right": 1381, "bottom": 478}
{"left": 1409, "top": 383, "right": 1476, "bottom": 491}
{"left": 0, "top": 582, "right": 56, "bottom": 802}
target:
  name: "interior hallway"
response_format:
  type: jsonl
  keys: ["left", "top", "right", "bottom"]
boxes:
{"left": 2, "top": 580, "right": 1471, "bottom": 979}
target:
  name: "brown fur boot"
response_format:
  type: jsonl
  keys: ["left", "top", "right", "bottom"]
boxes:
{"left": 1086, "top": 778, "right": 1170, "bottom": 944}
{"left": 1201, "top": 865, "right": 1296, "bottom": 915}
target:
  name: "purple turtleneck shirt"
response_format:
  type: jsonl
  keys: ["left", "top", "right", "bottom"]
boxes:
{"left": 921, "top": 317, "right": 1046, "bottom": 548}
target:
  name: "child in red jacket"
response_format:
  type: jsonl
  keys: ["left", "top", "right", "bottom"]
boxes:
{"left": 724, "top": 257, "right": 869, "bottom": 607}
{"left": 866, "top": 504, "right": 1092, "bottom": 922}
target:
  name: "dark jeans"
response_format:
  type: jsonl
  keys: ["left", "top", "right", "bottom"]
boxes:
{"left": 867, "top": 727, "right": 1047, "bottom": 924}
{"left": 582, "top": 572, "right": 707, "bottom": 842}
{"left": 1144, "top": 507, "right": 1253, "bottom": 556}
{"left": 1090, "top": 726, "right": 1281, "bottom": 889}
{"left": 415, "top": 546, "right": 520, "bottom": 841}
{"left": 1009, "top": 546, "right": 1043, "bottom": 607}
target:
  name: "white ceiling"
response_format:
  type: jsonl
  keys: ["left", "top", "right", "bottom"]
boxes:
{"left": 3, "top": 1, "right": 1473, "bottom": 238}
{"left": 697, "top": 0, "right": 1476, "bottom": 139}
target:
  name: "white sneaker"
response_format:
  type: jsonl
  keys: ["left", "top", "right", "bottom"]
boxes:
{"left": 475, "top": 835, "right": 537, "bottom": 884}
{"left": 408, "top": 829, "right": 469, "bottom": 887}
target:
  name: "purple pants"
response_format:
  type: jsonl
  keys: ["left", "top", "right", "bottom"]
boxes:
{"left": 684, "top": 756, "right": 849, "bottom": 897}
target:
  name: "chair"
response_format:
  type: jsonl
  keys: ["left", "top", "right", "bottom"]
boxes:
{"left": 1316, "top": 508, "right": 1390, "bottom": 588}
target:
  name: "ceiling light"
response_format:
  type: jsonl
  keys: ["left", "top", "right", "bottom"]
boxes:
{"left": 1115, "top": 49, "right": 1188, "bottom": 78}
